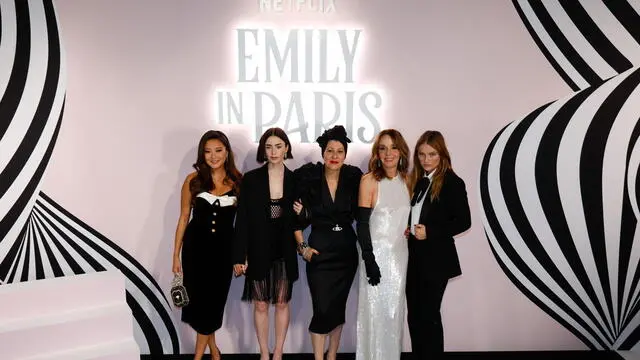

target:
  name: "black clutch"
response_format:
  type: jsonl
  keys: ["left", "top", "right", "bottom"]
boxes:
{"left": 170, "top": 273, "right": 189, "bottom": 308}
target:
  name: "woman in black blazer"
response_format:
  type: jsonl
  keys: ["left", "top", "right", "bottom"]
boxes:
{"left": 405, "top": 130, "right": 471, "bottom": 359}
{"left": 232, "top": 128, "right": 299, "bottom": 360}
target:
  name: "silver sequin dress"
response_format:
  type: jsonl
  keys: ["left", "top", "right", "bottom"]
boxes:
{"left": 356, "top": 175, "right": 411, "bottom": 360}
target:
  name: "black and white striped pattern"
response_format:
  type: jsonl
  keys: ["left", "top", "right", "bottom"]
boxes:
{"left": 0, "top": 0, "right": 65, "bottom": 268}
{"left": 514, "top": 0, "right": 640, "bottom": 90}
{"left": 479, "top": 66, "right": 640, "bottom": 350}
{"left": 0, "top": 1, "right": 180, "bottom": 354}
{"left": 18, "top": 193, "right": 179, "bottom": 354}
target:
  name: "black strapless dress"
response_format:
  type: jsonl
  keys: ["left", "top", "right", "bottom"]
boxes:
{"left": 181, "top": 191, "right": 236, "bottom": 334}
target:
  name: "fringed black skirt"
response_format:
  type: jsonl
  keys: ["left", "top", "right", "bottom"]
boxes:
{"left": 242, "top": 258, "right": 293, "bottom": 304}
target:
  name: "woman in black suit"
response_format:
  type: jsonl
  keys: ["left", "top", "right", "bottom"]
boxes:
{"left": 405, "top": 130, "right": 471, "bottom": 359}
{"left": 233, "top": 128, "right": 298, "bottom": 360}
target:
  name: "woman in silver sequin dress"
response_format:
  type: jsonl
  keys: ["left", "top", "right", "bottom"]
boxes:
{"left": 356, "top": 129, "right": 411, "bottom": 360}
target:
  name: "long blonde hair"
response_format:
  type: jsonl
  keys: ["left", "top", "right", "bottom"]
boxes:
{"left": 409, "top": 130, "right": 454, "bottom": 201}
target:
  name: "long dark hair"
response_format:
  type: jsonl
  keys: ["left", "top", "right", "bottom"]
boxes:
{"left": 189, "top": 130, "right": 242, "bottom": 198}
{"left": 368, "top": 129, "right": 410, "bottom": 181}
{"left": 410, "top": 130, "right": 453, "bottom": 201}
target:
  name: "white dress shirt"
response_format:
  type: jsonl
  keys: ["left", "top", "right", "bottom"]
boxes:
{"left": 410, "top": 170, "right": 435, "bottom": 235}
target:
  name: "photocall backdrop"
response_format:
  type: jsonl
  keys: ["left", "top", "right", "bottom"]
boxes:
{"left": 3, "top": 0, "right": 640, "bottom": 355}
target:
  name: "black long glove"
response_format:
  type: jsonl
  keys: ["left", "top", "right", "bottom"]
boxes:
{"left": 357, "top": 207, "right": 381, "bottom": 286}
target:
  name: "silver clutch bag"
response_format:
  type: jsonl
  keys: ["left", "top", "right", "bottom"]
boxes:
{"left": 170, "top": 273, "right": 189, "bottom": 308}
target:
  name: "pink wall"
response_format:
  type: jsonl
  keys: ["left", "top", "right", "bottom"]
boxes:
{"left": 45, "top": 0, "right": 580, "bottom": 353}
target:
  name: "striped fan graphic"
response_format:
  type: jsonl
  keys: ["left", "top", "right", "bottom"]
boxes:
{"left": 0, "top": 0, "right": 179, "bottom": 354}
{"left": 480, "top": 54, "right": 640, "bottom": 351}
{"left": 479, "top": 2, "right": 640, "bottom": 350}
{"left": 513, "top": 0, "right": 640, "bottom": 91}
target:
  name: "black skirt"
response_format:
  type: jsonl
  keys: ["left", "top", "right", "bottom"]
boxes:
{"left": 242, "top": 258, "right": 293, "bottom": 304}
{"left": 306, "top": 226, "right": 358, "bottom": 334}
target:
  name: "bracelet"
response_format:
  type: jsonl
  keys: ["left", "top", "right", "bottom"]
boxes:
{"left": 297, "top": 241, "right": 309, "bottom": 255}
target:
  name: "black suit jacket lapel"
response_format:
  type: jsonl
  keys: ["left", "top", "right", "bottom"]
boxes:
{"left": 258, "top": 164, "right": 270, "bottom": 212}
{"left": 283, "top": 167, "right": 295, "bottom": 227}
{"left": 283, "top": 166, "right": 294, "bottom": 201}
{"left": 321, "top": 167, "right": 334, "bottom": 207}
{"left": 334, "top": 166, "right": 346, "bottom": 208}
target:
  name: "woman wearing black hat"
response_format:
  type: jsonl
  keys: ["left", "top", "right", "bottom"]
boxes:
{"left": 293, "top": 125, "right": 371, "bottom": 360}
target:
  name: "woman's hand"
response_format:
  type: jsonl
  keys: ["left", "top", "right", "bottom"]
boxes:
{"left": 413, "top": 224, "right": 427, "bottom": 240}
{"left": 293, "top": 199, "right": 304, "bottom": 215}
{"left": 233, "top": 263, "right": 247, "bottom": 277}
{"left": 172, "top": 255, "right": 182, "bottom": 274}
{"left": 301, "top": 247, "right": 320, "bottom": 262}
{"left": 404, "top": 226, "right": 411, "bottom": 239}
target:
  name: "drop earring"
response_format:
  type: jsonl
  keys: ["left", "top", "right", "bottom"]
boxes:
{"left": 377, "top": 159, "right": 381, "bottom": 168}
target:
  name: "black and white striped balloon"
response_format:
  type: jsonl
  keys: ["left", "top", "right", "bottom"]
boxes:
{"left": 514, "top": 0, "right": 640, "bottom": 90}
{"left": 480, "top": 66, "right": 640, "bottom": 349}
{"left": 0, "top": 0, "right": 179, "bottom": 354}
{"left": 479, "top": 2, "right": 640, "bottom": 350}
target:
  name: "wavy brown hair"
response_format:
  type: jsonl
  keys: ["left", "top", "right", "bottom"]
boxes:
{"left": 368, "top": 129, "right": 410, "bottom": 182}
{"left": 410, "top": 130, "right": 453, "bottom": 201}
{"left": 189, "top": 130, "right": 242, "bottom": 199}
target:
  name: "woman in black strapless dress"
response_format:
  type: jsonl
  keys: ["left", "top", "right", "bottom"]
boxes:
{"left": 172, "top": 130, "right": 242, "bottom": 360}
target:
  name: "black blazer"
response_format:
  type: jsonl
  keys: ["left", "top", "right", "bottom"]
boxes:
{"left": 232, "top": 164, "right": 299, "bottom": 282}
{"left": 408, "top": 169, "right": 471, "bottom": 279}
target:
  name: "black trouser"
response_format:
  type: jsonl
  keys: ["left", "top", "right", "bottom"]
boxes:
{"left": 406, "top": 261, "right": 449, "bottom": 358}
